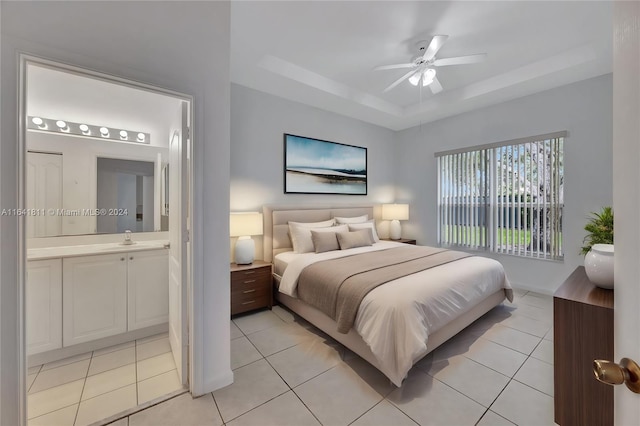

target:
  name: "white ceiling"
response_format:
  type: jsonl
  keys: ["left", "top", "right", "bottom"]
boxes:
{"left": 231, "top": 1, "right": 612, "bottom": 131}
{"left": 27, "top": 64, "right": 183, "bottom": 148}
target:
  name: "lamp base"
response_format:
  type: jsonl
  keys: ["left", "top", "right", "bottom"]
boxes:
{"left": 389, "top": 219, "right": 402, "bottom": 240}
{"left": 235, "top": 236, "right": 255, "bottom": 264}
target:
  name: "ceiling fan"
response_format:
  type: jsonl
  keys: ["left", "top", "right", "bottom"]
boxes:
{"left": 375, "top": 35, "right": 486, "bottom": 94}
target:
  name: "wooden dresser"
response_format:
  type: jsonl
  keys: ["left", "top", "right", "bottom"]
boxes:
{"left": 230, "top": 261, "right": 272, "bottom": 316}
{"left": 554, "top": 266, "right": 614, "bottom": 426}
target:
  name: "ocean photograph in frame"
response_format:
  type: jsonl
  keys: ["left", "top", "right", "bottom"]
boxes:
{"left": 284, "top": 134, "right": 367, "bottom": 195}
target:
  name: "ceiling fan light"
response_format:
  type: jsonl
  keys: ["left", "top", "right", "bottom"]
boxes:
{"left": 408, "top": 73, "right": 421, "bottom": 86}
{"left": 422, "top": 68, "right": 437, "bottom": 86}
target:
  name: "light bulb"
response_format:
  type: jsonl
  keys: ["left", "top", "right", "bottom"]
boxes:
{"left": 32, "top": 117, "right": 43, "bottom": 126}
{"left": 137, "top": 133, "right": 145, "bottom": 142}
{"left": 422, "top": 68, "right": 436, "bottom": 86}
{"left": 56, "top": 120, "right": 69, "bottom": 131}
{"left": 100, "top": 127, "right": 109, "bottom": 137}
{"left": 408, "top": 72, "right": 421, "bottom": 86}
{"left": 119, "top": 130, "right": 128, "bottom": 139}
{"left": 79, "top": 124, "right": 90, "bottom": 134}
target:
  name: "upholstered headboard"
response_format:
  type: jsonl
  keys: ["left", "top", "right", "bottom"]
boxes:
{"left": 262, "top": 205, "right": 378, "bottom": 262}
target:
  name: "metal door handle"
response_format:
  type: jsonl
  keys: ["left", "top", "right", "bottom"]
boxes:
{"left": 593, "top": 358, "right": 640, "bottom": 393}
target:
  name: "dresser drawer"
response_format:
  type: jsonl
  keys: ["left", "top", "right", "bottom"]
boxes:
{"left": 231, "top": 289, "right": 270, "bottom": 315}
{"left": 230, "top": 267, "right": 271, "bottom": 286}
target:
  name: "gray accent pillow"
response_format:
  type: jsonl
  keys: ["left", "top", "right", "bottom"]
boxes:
{"left": 337, "top": 229, "right": 373, "bottom": 250}
{"left": 310, "top": 230, "right": 340, "bottom": 253}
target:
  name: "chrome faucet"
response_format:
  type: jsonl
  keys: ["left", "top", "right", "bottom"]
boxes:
{"left": 123, "top": 230, "right": 133, "bottom": 245}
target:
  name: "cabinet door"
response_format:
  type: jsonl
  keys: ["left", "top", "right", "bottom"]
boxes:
{"left": 128, "top": 249, "right": 169, "bottom": 330}
{"left": 63, "top": 253, "right": 127, "bottom": 346}
{"left": 26, "top": 259, "right": 62, "bottom": 355}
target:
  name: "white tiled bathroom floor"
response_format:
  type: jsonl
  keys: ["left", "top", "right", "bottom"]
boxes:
{"left": 27, "top": 333, "right": 185, "bottom": 426}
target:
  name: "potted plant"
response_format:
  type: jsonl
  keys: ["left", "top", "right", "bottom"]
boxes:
{"left": 581, "top": 207, "right": 614, "bottom": 289}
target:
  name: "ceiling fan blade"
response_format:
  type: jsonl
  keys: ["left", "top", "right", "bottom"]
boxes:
{"left": 423, "top": 35, "right": 449, "bottom": 61}
{"left": 383, "top": 69, "right": 418, "bottom": 92}
{"left": 429, "top": 76, "right": 443, "bottom": 94}
{"left": 374, "top": 63, "right": 415, "bottom": 71}
{"left": 433, "top": 54, "right": 487, "bottom": 66}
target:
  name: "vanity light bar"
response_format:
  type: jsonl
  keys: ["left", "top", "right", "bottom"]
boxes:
{"left": 27, "top": 116, "right": 151, "bottom": 145}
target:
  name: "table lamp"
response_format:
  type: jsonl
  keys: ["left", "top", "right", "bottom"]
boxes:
{"left": 230, "top": 212, "right": 263, "bottom": 264}
{"left": 382, "top": 204, "right": 409, "bottom": 240}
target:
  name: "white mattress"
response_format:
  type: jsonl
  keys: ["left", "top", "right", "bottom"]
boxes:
{"left": 276, "top": 243, "right": 511, "bottom": 385}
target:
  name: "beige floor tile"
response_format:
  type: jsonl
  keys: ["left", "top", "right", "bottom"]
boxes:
{"left": 89, "top": 347, "right": 136, "bottom": 376}
{"left": 233, "top": 310, "right": 284, "bottom": 335}
{"left": 477, "top": 410, "right": 515, "bottom": 425}
{"left": 544, "top": 326, "right": 554, "bottom": 341}
{"left": 491, "top": 380, "right": 554, "bottom": 426}
{"left": 137, "top": 352, "right": 177, "bottom": 381}
{"left": 213, "top": 359, "right": 289, "bottom": 422}
{"left": 27, "top": 373, "right": 37, "bottom": 392}
{"left": 387, "top": 369, "right": 485, "bottom": 426}
{"left": 227, "top": 391, "right": 320, "bottom": 426}
{"left": 427, "top": 332, "right": 480, "bottom": 363}
{"left": 29, "top": 359, "right": 90, "bottom": 394}
{"left": 342, "top": 357, "right": 396, "bottom": 397}
{"left": 41, "top": 352, "right": 91, "bottom": 371}
{"left": 514, "top": 357, "right": 554, "bottom": 396}
{"left": 267, "top": 338, "right": 342, "bottom": 388}
{"left": 137, "top": 369, "right": 184, "bottom": 405}
{"left": 531, "top": 339, "right": 554, "bottom": 364}
{"left": 465, "top": 338, "right": 528, "bottom": 377}
{"left": 246, "top": 322, "right": 317, "bottom": 357}
{"left": 230, "top": 320, "right": 244, "bottom": 340}
{"left": 511, "top": 288, "right": 529, "bottom": 298}
{"left": 520, "top": 293, "right": 553, "bottom": 308}
{"left": 426, "top": 355, "right": 510, "bottom": 407}
{"left": 231, "top": 336, "right": 263, "bottom": 370}
{"left": 510, "top": 302, "right": 553, "bottom": 323}
{"left": 75, "top": 384, "right": 137, "bottom": 426}
{"left": 352, "top": 400, "right": 418, "bottom": 426}
{"left": 27, "top": 404, "right": 78, "bottom": 426}
{"left": 136, "top": 337, "right": 171, "bottom": 361}
{"left": 27, "top": 379, "right": 84, "bottom": 419}
{"left": 294, "top": 363, "right": 386, "bottom": 426}
{"left": 479, "top": 324, "right": 542, "bottom": 355}
{"left": 135, "top": 332, "right": 169, "bottom": 345}
{"left": 93, "top": 341, "right": 135, "bottom": 357}
{"left": 82, "top": 364, "right": 136, "bottom": 401}
{"left": 272, "top": 305, "right": 296, "bottom": 323}
{"left": 500, "top": 314, "right": 551, "bottom": 338}
{"left": 130, "top": 393, "right": 221, "bottom": 426}
{"left": 107, "top": 418, "right": 129, "bottom": 426}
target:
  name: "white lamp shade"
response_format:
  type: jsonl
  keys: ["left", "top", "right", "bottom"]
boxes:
{"left": 382, "top": 204, "right": 409, "bottom": 221}
{"left": 230, "top": 212, "right": 263, "bottom": 237}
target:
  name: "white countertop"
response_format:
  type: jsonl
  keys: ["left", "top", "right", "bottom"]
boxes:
{"left": 27, "top": 240, "right": 169, "bottom": 261}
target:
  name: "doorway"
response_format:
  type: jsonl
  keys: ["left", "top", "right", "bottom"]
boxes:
{"left": 19, "top": 56, "right": 193, "bottom": 425}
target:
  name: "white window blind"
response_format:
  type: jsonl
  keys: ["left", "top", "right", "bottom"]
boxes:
{"left": 436, "top": 132, "right": 565, "bottom": 260}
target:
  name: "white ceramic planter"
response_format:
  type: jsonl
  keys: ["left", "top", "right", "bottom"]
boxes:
{"left": 584, "top": 244, "right": 614, "bottom": 289}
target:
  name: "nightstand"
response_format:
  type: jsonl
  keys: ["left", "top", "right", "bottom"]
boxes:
{"left": 230, "top": 261, "right": 272, "bottom": 316}
{"left": 382, "top": 238, "right": 417, "bottom": 245}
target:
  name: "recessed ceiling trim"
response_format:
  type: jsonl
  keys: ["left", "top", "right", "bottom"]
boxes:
{"left": 258, "top": 55, "right": 403, "bottom": 117}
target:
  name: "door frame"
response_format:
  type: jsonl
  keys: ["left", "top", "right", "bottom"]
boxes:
{"left": 16, "top": 54, "right": 195, "bottom": 423}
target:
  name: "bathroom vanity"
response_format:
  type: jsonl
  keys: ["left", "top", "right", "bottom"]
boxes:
{"left": 26, "top": 240, "right": 169, "bottom": 364}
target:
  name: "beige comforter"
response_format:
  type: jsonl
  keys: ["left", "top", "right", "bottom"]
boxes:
{"left": 297, "top": 246, "right": 472, "bottom": 333}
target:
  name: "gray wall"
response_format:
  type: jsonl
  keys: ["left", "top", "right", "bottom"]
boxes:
{"left": 395, "top": 74, "right": 613, "bottom": 294}
{"left": 230, "top": 84, "right": 398, "bottom": 259}
{"left": 1, "top": 2, "right": 231, "bottom": 422}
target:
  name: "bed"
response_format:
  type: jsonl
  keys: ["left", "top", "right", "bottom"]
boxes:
{"left": 263, "top": 205, "right": 512, "bottom": 386}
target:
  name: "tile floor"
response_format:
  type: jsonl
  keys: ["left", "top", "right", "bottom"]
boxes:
{"left": 27, "top": 332, "right": 185, "bottom": 426}
{"left": 106, "top": 289, "right": 556, "bottom": 426}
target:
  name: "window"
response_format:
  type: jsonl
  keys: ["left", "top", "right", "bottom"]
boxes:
{"left": 436, "top": 131, "right": 565, "bottom": 260}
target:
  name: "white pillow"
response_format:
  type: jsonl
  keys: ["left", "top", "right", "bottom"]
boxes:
{"left": 348, "top": 220, "right": 380, "bottom": 243}
{"left": 334, "top": 214, "right": 369, "bottom": 224}
{"left": 288, "top": 219, "right": 338, "bottom": 253}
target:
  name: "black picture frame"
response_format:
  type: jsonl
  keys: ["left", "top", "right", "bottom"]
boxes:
{"left": 284, "top": 133, "right": 367, "bottom": 195}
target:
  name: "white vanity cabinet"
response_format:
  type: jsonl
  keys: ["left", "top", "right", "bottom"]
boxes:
{"left": 63, "top": 253, "right": 128, "bottom": 346}
{"left": 26, "top": 259, "right": 63, "bottom": 354}
{"left": 127, "top": 250, "right": 169, "bottom": 330}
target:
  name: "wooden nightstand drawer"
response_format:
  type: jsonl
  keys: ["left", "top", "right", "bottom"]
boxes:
{"left": 230, "top": 261, "right": 272, "bottom": 316}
